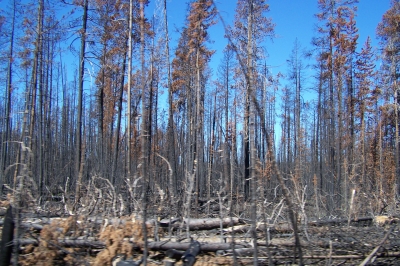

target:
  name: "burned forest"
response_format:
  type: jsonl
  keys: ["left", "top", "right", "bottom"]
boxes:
{"left": 0, "top": 0, "right": 400, "bottom": 265}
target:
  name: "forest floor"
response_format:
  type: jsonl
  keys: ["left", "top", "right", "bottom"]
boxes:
{"left": 1, "top": 203, "right": 400, "bottom": 265}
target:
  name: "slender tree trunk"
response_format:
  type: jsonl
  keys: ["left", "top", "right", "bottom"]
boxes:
{"left": 393, "top": 55, "right": 400, "bottom": 196}
{"left": 139, "top": 1, "right": 149, "bottom": 264}
{"left": 27, "top": 0, "right": 44, "bottom": 179}
{"left": 316, "top": 61, "right": 323, "bottom": 202}
{"left": 38, "top": 40, "right": 44, "bottom": 196}
{"left": 43, "top": 32, "right": 54, "bottom": 196}
{"left": 336, "top": 76, "right": 343, "bottom": 208}
{"left": 164, "top": 0, "right": 177, "bottom": 204}
{"left": 246, "top": 2, "right": 258, "bottom": 264}
{"left": 244, "top": 94, "right": 250, "bottom": 200}
{"left": 231, "top": 94, "right": 237, "bottom": 212}
{"left": 195, "top": 28, "right": 202, "bottom": 219}
{"left": 98, "top": 45, "right": 106, "bottom": 176}
{"left": 348, "top": 65, "right": 356, "bottom": 187}
{"left": 111, "top": 49, "right": 127, "bottom": 185}
{"left": 224, "top": 54, "right": 231, "bottom": 197}
{"left": 206, "top": 93, "right": 217, "bottom": 214}
{"left": 140, "top": 0, "right": 148, "bottom": 186}
{"left": 148, "top": 26, "right": 156, "bottom": 191}
{"left": 360, "top": 97, "right": 366, "bottom": 191}
{"left": 74, "top": 0, "right": 88, "bottom": 207}
{"left": 126, "top": 0, "right": 133, "bottom": 212}
{"left": 328, "top": 0, "right": 336, "bottom": 212}
{"left": 11, "top": 0, "right": 43, "bottom": 198}
{"left": 395, "top": 86, "right": 400, "bottom": 196}
{"left": 0, "top": 0, "right": 16, "bottom": 194}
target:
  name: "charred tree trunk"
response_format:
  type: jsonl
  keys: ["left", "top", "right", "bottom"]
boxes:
{"left": 0, "top": 0, "right": 16, "bottom": 195}
{"left": 74, "top": 0, "right": 88, "bottom": 208}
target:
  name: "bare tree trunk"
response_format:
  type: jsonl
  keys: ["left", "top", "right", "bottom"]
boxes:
{"left": 231, "top": 92, "right": 238, "bottom": 213}
{"left": 195, "top": 28, "right": 203, "bottom": 218}
{"left": 74, "top": 0, "right": 88, "bottom": 208}
{"left": 38, "top": 24, "right": 47, "bottom": 196}
{"left": 111, "top": 49, "right": 127, "bottom": 185}
{"left": 0, "top": 0, "right": 16, "bottom": 194}
{"left": 139, "top": 1, "right": 149, "bottom": 264}
{"left": 244, "top": 93, "right": 250, "bottom": 201}
{"left": 43, "top": 31, "right": 55, "bottom": 196}
{"left": 206, "top": 93, "right": 217, "bottom": 214}
{"left": 211, "top": 1, "right": 304, "bottom": 263}
{"left": 327, "top": 0, "right": 336, "bottom": 213}
{"left": 336, "top": 76, "right": 343, "bottom": 208}
{"left": 224, "top": 64, "right": 230, "bottom": 198}
{"left": 246, "top": 2, "right": 258, "bottom": 265}
{"left": 126, "top": 0, "right": 133, "bottom": 212}
{"left": 316, "top": 62, "right": 323, "bottom": 196}
{"left": 392, "top": 54, "right": 400, "bottom": 196}
{"left": 97, "top": 46, "right": 106, "bottom": 177}
{"left": 26, "top": 0, "right": 44, "bottom": 183}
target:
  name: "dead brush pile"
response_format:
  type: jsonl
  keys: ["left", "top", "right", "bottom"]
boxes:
{"left": 20, "top": 216, "right": 88, "bottom": 265}
{"left": 17, "top": 216, "right": 151, "bottom": 265}
{"left": 93, "top": 218, "right": 150, "bottom": 266}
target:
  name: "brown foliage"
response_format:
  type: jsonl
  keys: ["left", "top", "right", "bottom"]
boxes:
{"left": 93, "top": 218, "right": 151, "bottom": 266}
{"left": 377, "top": 0, "right": 400, "bottom": 46}
{"left": 19, "top": 216, "right": 85, "bottom": 265}
{"left": 15, "top": 215, "right": 157, "bottom": 266}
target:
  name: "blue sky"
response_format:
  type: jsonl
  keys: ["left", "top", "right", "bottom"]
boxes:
{"left": 160, "top": 0, "right": 391, "bottom": 88}
{"left": 266, "top": 0, "right": 390, "bottom": 70}
{"left": 151, "top": 0, "right": 392, "bottom": 139}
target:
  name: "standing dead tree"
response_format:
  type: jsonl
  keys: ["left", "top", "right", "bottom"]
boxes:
{"left": 211, "top": 1, "right": 303, "bottom": 264}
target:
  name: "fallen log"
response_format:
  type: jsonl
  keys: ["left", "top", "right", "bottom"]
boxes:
{"left": 223, "top": 218, "right": 377, "bottom": 234}
{"left": 222, "top": 224, "right": 249, "bottom": 233}
{"left": 223, "top": 222, "right": 293, "bottom": 234}
{"left": 256, "top": 252, "right": 400, "bottom": 260}
{"left": 2, "top": 216, "right": 240, "bottom": 232}
{"left": 147, "top": 241, "right": 245, "bottom": 252}
{"left": 161, "top": 217, "right": 241, "bottom": 230}
{"left": 218, "top": 249, "right": 400, "bottom": 261}
{"left": 17, "top": 238, "right": 246, "bottom": 253}
{"left": 159, "top": 218, "right": 181, "bottom": 227}
{"left": 308, "top": 217, "right": 373, "bottom": 226}
{"left": 182, "top": 239, "right": 201, "bottom": 266}
{"left": 18, "top": 237, "right": 105, "bottom": 249}
{"left": 165, "top": 249, "right": 185, "bottom": 260}
{"left": 217, "top": 248, "right": 259, "bottom": 257}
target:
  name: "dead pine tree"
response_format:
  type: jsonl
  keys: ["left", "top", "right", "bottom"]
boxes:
{"left": 211, "top": 0, "right": 303, "bottom": 264}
